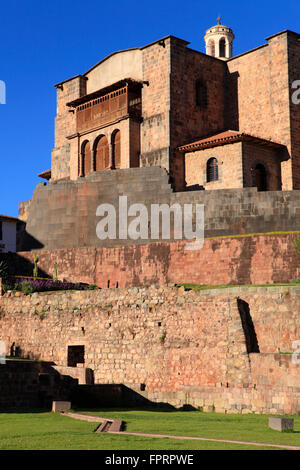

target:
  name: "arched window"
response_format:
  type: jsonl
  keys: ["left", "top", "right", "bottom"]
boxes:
{"left": 112, "top": 130, "right": 121, "bottom": 169}
{"left": 254, "top": 163, "right": 267, "bottom": 191}
{"left": 207, "top": 158, "right": 218, "bottom": 182}
{"left": 219, "top": 38, "right": 226, "bottom": 58}
{"left": 80, "top": 140, "right": 91, "bottom": 176}
{"left": 95, "top": 135, "right": 109, "bottom": 171}
{"left": 195, "top": 80, "right": 208, "bottom": 108}
{"left": 209, "top": 40, "right": 215, "bottom": 57}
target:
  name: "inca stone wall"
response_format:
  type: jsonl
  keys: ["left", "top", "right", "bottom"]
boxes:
{"left": 0, "top": 285, "right": 300, "bottom": 414}
{"left": 18, "top": 166, "right": 300, "bottom": 251}
{"left": 10, "top": 232, "right": 300, "bottom": 288}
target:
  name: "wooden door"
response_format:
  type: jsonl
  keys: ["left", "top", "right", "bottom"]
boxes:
{"left": 95, "top": 136, "right": 109, "bottom": 171}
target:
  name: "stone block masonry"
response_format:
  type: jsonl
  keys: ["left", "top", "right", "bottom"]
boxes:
{"left": 12, "top": 232, "right": 300, "bottom": 288}
{"left": 226, "top": 31, "right": 298, "bottom": 190}
{"left": 1, "top": 285, "right": 300, "bottom": 414}
{"left": 268, "top": 417, "right": 294, "bottom": 432}
{"left": 48, "top": 30, "right": 300, "bottom": 191}
{"left": 19, "top": 167, "right": 300, "bottom": 252}
{"left": 52, "top": 401, "right": 71, "bottom": 412}
{"left": 0, "top": 359, "right": 78, "bottom": 409}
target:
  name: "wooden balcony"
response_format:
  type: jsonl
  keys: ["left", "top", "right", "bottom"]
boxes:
{"left": 69, "top": 81, "right": 142, "bottom": 134}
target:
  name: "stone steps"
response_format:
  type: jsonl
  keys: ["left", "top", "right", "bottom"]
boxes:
{"left": 61, "top": 411, "right": 123, "bottom": 433}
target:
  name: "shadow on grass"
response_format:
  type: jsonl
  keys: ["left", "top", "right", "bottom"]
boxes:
{"left": 0, "top": 408, "right": 50, "bottom": 414}
{"left": 72, "top": 404, "right": 199, "bottom": 415}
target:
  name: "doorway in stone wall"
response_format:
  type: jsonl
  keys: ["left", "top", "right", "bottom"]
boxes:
{"left": 67, "top": 345, "right": 85, "bottom": 367}
{"left": 254, "top": 163, "right": 267, "bottom": 191}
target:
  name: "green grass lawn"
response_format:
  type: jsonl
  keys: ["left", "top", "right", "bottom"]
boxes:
{"left": 75, "top": 408, "right": 300, "bottom": 447}
{"left": 0, "top": 408, "right": 299, "bottom": 450}
{"left": 177, "top": 281, "right": 300, "bottom": 290}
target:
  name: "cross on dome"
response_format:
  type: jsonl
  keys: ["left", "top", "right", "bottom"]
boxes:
{"left": 204, "top": 19, "right": 235, "bottom": 60}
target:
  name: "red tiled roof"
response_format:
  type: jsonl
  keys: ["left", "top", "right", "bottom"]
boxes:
{"left": 178, "top": 130, "right": 285, "bottom": 152}
{"left": 38, "top": 169, "right": 51, "bottom": 180}
{"left": 0, "top": 215, "right": 19, "bottom": 222}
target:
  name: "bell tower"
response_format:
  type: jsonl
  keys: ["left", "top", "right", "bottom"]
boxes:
{"left": 204, "top": 17, "right": 235, "bottom": 60}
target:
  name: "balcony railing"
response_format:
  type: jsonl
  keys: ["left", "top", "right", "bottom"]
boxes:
{"left": 76, "top": 86, "right": 141, "bottom": 133}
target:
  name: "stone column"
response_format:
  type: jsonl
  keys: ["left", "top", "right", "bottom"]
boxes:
{"left": 78, "top": 135, "right": 83, "bottom": 177}
{"left": 109, "top": 142, "right": 113, "bottom": 169}
{"left": 91, "top": 149, "right": 96, "bottom": 172}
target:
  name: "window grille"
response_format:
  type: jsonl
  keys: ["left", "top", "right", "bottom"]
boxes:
{"left": 207, "top": 158, "right": 218, "bottom": 182}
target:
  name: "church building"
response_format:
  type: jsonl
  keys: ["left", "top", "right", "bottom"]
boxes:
{"left": 17, "top": 20, "right": 300, "bottom": 251}
{"left": 42, "top": 18, "right": 300, "bottom": 192}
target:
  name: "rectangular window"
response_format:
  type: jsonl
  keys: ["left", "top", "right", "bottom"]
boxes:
{"left": 195, "top": 80, "right": 208, "bottom": 108}
{"left": 67, "top": 345, "right": 85, "bottom": 367}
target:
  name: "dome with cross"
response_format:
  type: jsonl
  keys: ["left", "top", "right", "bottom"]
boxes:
{"left": 204, "top": 17, "right": 235, "bottom": 60}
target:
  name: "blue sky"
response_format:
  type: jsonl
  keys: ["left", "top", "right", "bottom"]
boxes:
{"left": 0, "top": 0, "right": 299, "bottom": 217}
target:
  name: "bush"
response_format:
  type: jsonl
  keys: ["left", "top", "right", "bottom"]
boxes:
{"left": 0, "top": 260, "right": 9, "bottom": 280}
{"left": 294, "top": 235, "right": 300, "bottom": 253}
{"left": 13, "top": 277, "right": 89, "bottom": 294}
{"left": 33, "top": 253, "right": 39, "bottom": 279}
{"left": 88, "top": 284, "right": 98, "bottom": 290}
{"left": 18, "top": 281, "right": 35, "bottom": 295}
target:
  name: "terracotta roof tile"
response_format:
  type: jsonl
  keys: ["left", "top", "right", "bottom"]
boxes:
{"left": 178, "top": 130, "right": 285, "bottom": 152}
{"left": 0, "top": 215, "right": 19, "bottom": 222}
{"left": 38, "top": 169, "right": 51, "bottom": 180}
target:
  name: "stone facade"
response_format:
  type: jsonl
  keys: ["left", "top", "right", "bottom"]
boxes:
{"left": 17, "top": 26, "right": 300, "bottom": 251}
{"left": 185, "top": 142, "right": 243, "bottom": 190}
{"left": 184, "top": 141, "right": 284, "bottom": 191}
{"left": 43, "top": 27, "right": 300, "bottom": 192}
{"left": 18, "top": 201, "right": 31, "bottom": 223}
{"left": 0, "top": 215, "right": 19, "bottom": 253}
{"left": 0, "top": 359, "right": 78, "bottom": 409}
{"left": 7, "top": 24, "right": 300, "bottom": 416}
{"left": 17, "top": 166, "right": 300, "bottom": 251}
{"left": 8, "top": 232, "right": 300, "bottom": 288}
{"left": 1, "top": 286, "right": 300, "bottom": 414}
{"left": 225, "top": 31, "right": 300, "bottom": 190}
{"left": 53, "top": 76, "right": 87, "bottom": 181}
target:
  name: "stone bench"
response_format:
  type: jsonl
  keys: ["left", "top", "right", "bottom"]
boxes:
{"left": 269, "top": 417, "right": 294, "bottom": 432}
{"left": 52, "top": 401, "right": 71, "bottom": 412}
